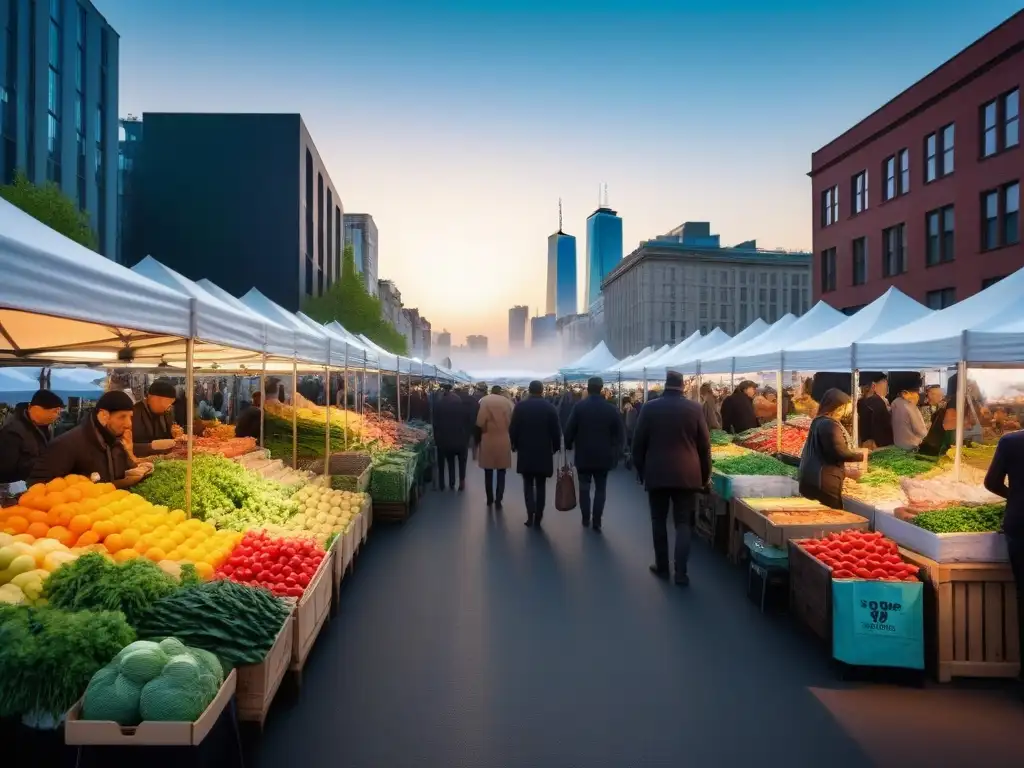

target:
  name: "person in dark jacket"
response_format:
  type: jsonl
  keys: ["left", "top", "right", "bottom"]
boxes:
{"left": 798, "top": 389, "right": 865, "bottom": 509}
{"left": 509, "top": 380, "right": 562, "bottom": 527}
{"left": 28, "top": 391, "right": 149, "bottom": 487}
{"left": 0, "top": 390, "right": 64, "bottom": 483}
{"left": 632, "top": 370, "right": 712, "bottom": 585}
{"left": 983, "top": 430, "right": 1024, "bottom": 687}
{"left": 434, "top": 384, "right": 472, "bottom": 491}
{"left": 564, "top": 376, "right": 623, "bottom": 531}
{"left": 469, "top": 382, "right": 487, "bottom": 460}
{"left": 857, "top": 373, "right": 893, "bottom": 449}
{"left": 132, "top": 379, "right": 177, "bottom": 458}
{"left": 235, "top": 391, "right": 264, "bottom": 440}
{"left": 556, "top": 391, "right": 575, "bottom": 434}
{"left": 720, "top": 380, "right": 759, "bottom": 434}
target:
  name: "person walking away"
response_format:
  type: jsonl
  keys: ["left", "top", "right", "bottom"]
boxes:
{"left": 983, "top": 430, "right": 1024, "bottom": 694}
{"left": 509, "top": 381, "right": 562, "bottom": 527}
{"left": 0, "top": 390, "right": 64, "bottom": 484}
{"left": 475, "top": 385, "right": 513, "bottom": 508}
{"left": 892, "top": 386, "right": 928, "bottom": 451}
{"left": 469, "top": 382, "right": 487, "bottom": 461}
{"left": 720, "top": 380, "right": 759, "bottom": 434}
{"left": 699, "top": 383, "right": 722, "bottom": 431}
{"left": 632, "top": 371, "right": 711, "bottom": 586}
{"left": 132, "top": 379, "right": 178, "bottom": 458}
{"left": 434, "top": 384, "right": 471, "bottom": 491}
{"left": 557, "top": 390, "right": 575, "bottom": 435}
{"left": 565, "top": 377, "right": 622, "bottom": 531}
{"left": 798, "top": 389, "right": 866, "bottom": 509}
{"left": 857, "top": 373, "right": 893, "bottom": 449}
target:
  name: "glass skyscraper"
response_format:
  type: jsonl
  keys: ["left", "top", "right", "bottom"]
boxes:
{"left": 546, "top": 231, "right": 577, "bottom": 319}
{"left": 343, "top": 213, "right": 378, "bottom": 297}
{"left": 584, "top": 206, "right": 623, "bottom": 310}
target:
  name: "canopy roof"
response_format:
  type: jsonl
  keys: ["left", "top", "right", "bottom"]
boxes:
{"left": 560, "top": 341, "right": 619, "bottom": 374}
{"left": 605, "top": 346, "right": 653, "bottom": 374}
{"left": 239, "top": 289, "right": 330, "bottom": 366}
{"left": 619, "top": 332, "right": 703, "bottom": 378}
{"left": 670, "top": 319, "right": 770, "bottom": 376}
{"left": 0, "top": 198, "right": 191, "bottom": 364}
{"left": 659, "top": 328, "right": 732, "bottom": 371}
{"left": 784, "top": 287, "right": 932, "bottom": 371}
{"left": 295, "top": 314, "right": 377, "bottom": 369}
{"left": 194, "top": 279, "right": 304, "bottom": 363}
{"left": 699, "top": 313, "right": 799, "bottom": 374}
{"left": 617, "top": 344, "right": 670, "bottom": 376}
{"left": 729, "top": 303, "right": 846, "bottom": 373}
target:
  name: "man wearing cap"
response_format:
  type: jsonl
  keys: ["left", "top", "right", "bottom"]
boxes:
{"left": 564, "top": 376, "right": 622, "bottom": 531}
{"left": 632, "top": 370, "right": 712, "bottom": 586}
{"left": 132, "top": 378, "right": 178, "bottom": 457}
{"left": 28, "top": 391, "right": 152, "bottom": 488}
{"left": 0, "top": 390, "right": 65, "bottom": 483}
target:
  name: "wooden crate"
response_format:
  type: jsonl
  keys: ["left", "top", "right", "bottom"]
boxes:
{"left": 900, "top": 548, "right": 1020, "bottom": 682}
{"left": 343, "top": 525, "right": 356, "bottom": 571}
{"left": 373, "top": 494, "right": 414, "bottom": 524}
{"left": 788, "top": 539, "right": 833, "bottom": 643}
{"left": 236, "top": 609, "right": 294, "bottom": 726}
{"left": 290, "top": 550, "right": 334, "bottom": 682}
{"left": 330, "top": 532, "right": 345, "bottom": 604}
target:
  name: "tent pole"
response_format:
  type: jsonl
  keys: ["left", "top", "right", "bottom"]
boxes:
{"left": 324, "top": 366, "right": 331, "bottom": 481}
{"left": 775, "top": 369, "right": 783, "bottom": 454}
{"left": 184, "top": 337, "right": 195, "bottom": 518}
{"left": 377, "top": 365, "right": 382, "bottom": 415}
{"left": 259, "top": 353, "right": 267, "bottom": 449}
{"left": 343, "top": 343, "right": 349, "bottom": 450}
{"left": 954, "top": 360, "right": 966, "bottom": 482}
{"left": 396, "top": 358, "right": 402, "bottom": 422}
{"left": 851, "top": 369, "right": 860, "bottom": 447}
{"left": 291, "top": 358, "right": 298, "bottom": 469}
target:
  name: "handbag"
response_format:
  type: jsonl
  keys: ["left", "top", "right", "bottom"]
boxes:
{"left": 554, "top": 444, "right": 577, "bottom": 512}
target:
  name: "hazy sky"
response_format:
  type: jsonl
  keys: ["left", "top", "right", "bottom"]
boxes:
{"left": 102, "top": 0, "right": 1022, "bottom": 353}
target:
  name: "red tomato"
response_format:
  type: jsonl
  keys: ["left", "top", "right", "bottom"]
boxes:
{"left": 270, "top": 563, "right": 283, "bottom": 575}
{"left": 222, "top": 564, "right": 235, "bottom": 576}
{"left": 288, "top": 586, "right": 304, "bottom": 597}
{"left": 297, "top": 572, "right": 310, "bottom": 587}
{"left": 854, "top": 567, "right": 872, "bottom": 579}
{"left": 284, "top": 575, "right": 297, "bottom": 587}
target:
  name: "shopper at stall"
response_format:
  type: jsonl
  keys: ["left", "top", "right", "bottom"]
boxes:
{"left": 699, "top": 383, "right": 722, "bottom": 431}
{"left": 798, "top": 389, "right": 865, "bottom": 510}
{"left": 753, "top": 387, "right": 778, "bottom": 424}
{"left": 509, "top": 381, "right": 561, "bottom": 527}
{"left": 475, "top": 385, "right": 514, "bottom": 508}
{"left": 919, "top": 385, "right": 943, "bottom": 425}
{"left": 564, "top": 377, "right": 623, "bottom": 531}
{"left": 918, "top": 374, "right": 976, "bottom": 457}
{"left": 28, "top": 391, "right": 151, "bottom": 488}
{"left": 720, "top": 380, "right": 758, "bottom": 434}
{"left": 0, "top": 390, "right": 64, "bottom": 483}
{"left": 857, "top": 374, "right": 894, "bottom": 449}
{"left": 892, "top": 387, "right": 928, "bottom": 451}
{"left": 631, "top": 370, "right": 711, "bottom": 586}
{"left": 434, "top": 384, "right": 472, "bottom": 491}
{"left": 235, "top": 388, "right": 268, "bottom": 440}
{"left": 131, "top": 379, "right": 177, "bottom": 458}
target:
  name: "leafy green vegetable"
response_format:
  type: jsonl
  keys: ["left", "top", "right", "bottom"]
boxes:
{"left": 857, "top": 468, "right": 902, "bottom": 487}
{"left": 712, "top": 453, "right": 797, "bottom": 478}
{"left": 0, "top": 605, "right": 135, "bottom": 720}
{"left": 912, "top": 503, "right": 1006, "bottom": 533}
{"left": 867, "top": 447, "right": 937, "bottom": 477}
{"left": 370, "top": 462, "right": 412, "bottom": 501}
{"left": 710, "top": 430, "right": 734, "bottom": 446}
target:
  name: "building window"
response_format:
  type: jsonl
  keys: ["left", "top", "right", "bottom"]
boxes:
{"left": 820, "top": 248, "right": 836, "bottom": 293}
{"left": 925, "top": 124, "right": 954, "bottom": 182}
{"left": 851, "top": 237, "right": 867, "bottom": 285}
{"left": 316, "top": 173, "right": 324, "bottom": 294}
{"left": 884, "top": 156, "right": 896, "bottom": 201}
{"left": 46, "top": 4, "right": 62, "bottom": 185}
{"left": 821, "top": 185, "right": 839, "bottom": 227}
{"left": 325, "top": 189, "right": 333, "bottom": 286}
{"left": 926, "top": 288, "right": 956, "bottom": 310}
{"left": 882, "top": 223, "right": 906, "bottom": 277}
{"left": 852, "top": 170, "right": 868, "bottom": 214}
{"left": 982, "top": 88, "right": 1019, "bottom": 157}
{"left": 304, "top": 150, "right": 313, "bottom": 296}
{"left": 925, "top": 205, "right": 954, "bottom": 266}
{"left": 982, "top": 182, "right": 1020, "bottom": 250}
{"left": 982, "top": 275, "right": 1006, "bottom": 290}
{"left": 899, "top": 149, "right": 910, "bottom": 194}
{"left": 883, "top": 149, "right": 910, "bottom": 201}
{"left": 335, "top": 206, "right": 342, "bottom": 278}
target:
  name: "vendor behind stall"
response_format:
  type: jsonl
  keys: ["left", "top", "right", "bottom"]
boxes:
{"left": 28, "top": 391, "right": 152, "bottom": 488}
{"left": 919, "top": 373, "right": 978, "bottom": 457}
{"left": 132, "top": 378, "right": 177, "bottom": 457}
{"left": 857, "top": 373, "right": 893, "bottom": 449}
{"left": 0, "top": 390, "right": 65, "bottom": 483}
{"left": 721, "top": 380, "right": 759, "bottom": 434}
{"left": 892, "top": 386, "right": 928, "bottom": 450}
{"left": 798, "top": 389, "right": 866, "bottom": 509}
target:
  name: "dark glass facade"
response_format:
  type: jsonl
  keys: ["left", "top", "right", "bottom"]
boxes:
{"left": 585, "top": 208, "right": 623, "bottom": 309}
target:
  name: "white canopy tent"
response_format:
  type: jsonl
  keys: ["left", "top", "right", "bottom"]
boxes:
{"left": 195, "top": 279, "right": 306, "bottom": 364}
{"left": 657, "top": 328, "right": 732, "bottom": 372}
{"left": 674, "top": 319, "right": 770, "bottom": 375}
{"left": 703, "top": 306, "right": 844, "bottom": 374}
{"left": 559, "top": 341, "right": 619, "bottom": 376}
{"left": 239, "top": 289, "right": 331, "bottom": 367}
{"left": 618, "top": 332, "right": 703, "bottom": 378}
{"left": 295, "top": 313, "right": 376, "bottom": 369}
{"left": 784, "top": 287, "right": 932, "bottom": 372}
{"left": 605, "top": 346, "right": 653, "bottom": 374}
{"left": 612, "top": 344, "right": 670, "bottom": 377}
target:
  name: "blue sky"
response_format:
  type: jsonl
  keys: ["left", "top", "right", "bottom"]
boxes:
{"left": 100, "top": 0, "right": 1024, "bottom": 351}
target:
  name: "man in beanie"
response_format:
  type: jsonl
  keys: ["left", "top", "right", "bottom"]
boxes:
{"left": 132, "top": 378, "right": 178, "bottom": 457}
{"left": 632, "top": 370, "right": 712, "bottom": 586}
{"left": 0, "top": 389, "right": 64, "bottom": 483}
{"left": 29, "top": 390, "right": 150, "bottom": 487}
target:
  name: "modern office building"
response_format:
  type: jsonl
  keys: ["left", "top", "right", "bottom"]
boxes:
{"left": 508, "top": 305, "right": 528, "bottom": 348}
{"left": 432, "top": 330, "right": 452, "bottom": 356}
{"left": 584, "top": 205, "right": 623, "bottom": 310}
{"left": 343, "top": 213, "right": 378, "bottom": 297}
{"left": 530, "top": 313, "right": 557, "bottom": 347}
{"left": 811, "top": 10, "right": 1022, "bottom": 312}
{"left": 124, "top": 113, "right": 343, "bottom": 311}
{"left": 546, "top": 231, "right": 578, "bottom": 318}
{"left": 467, "top": 334, "right": 488, "bottom": 352}
{"left": 1, "top": 0, "right": 120, "bottom": 259}
{"left": 116, "top": 115, "right": 141, "bottom": 264}
{"left": 601, "top": 222, "right": 812, "bottom": 357}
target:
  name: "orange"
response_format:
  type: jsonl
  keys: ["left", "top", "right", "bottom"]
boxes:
{"left": 46, "top": 526, "right": 75, "bottom": 547}
{"left": 65, "top": 474, "right": 89, "bottom": 485}
{"left": 194, "top": 562, "right": 214, "bottom": 580}
{"left": 144, "top": 547, "right": 166, "bottom": 562}
{"left": 23, "top": 494, "right": 51, "bottom": 512}
{"left": 75, "top": 530, "right": 100, "bottom": 547}
{"left": 69, "top": 514, "right": 93, "bottom": 535}
{"left": 45, "top": 477, "right": 68, "bottom": 493}
{"left": 11, "top": 532, "right": 36, "bottom": 544}
{"left": 5, "top": 518, "right": 29, "bottom": 536}
{"left": 26, "top": 521, "right": 50, "bottom": 539}
{"left": 47, "top": 492, "right": 68, "bottom": 506}
{"left": 113, "top": 548, "right": 139, "bottom": 562}
{"left": 103, "top": 533, "right": 126, "bottom": 553}
{"left": 63, "top": 487, "right": 83, "bottom": 502}
{"left": 27, "top": 510, "right": 49, "bottom": 525}
{"left": 92, "top": 520, "right": 116, "bottom": 540}
{"left": 120, "top": 528, "right": 140, "bottom": 547}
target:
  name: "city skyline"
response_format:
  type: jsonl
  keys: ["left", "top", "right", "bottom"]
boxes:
{"left": 91, "top": 0, "right": 1022, "bottom": 352}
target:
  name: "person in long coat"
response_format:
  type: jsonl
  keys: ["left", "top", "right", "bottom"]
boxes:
{"left": 509, "top": 380, "right": 562, "bottom": 527}
{"left": 475, "top": 385, "right": 514, "bottom": 507}
{"left": 564, "top": 376, "right": 622, "bottom": 531}
{"left": 433, "top": 385, "right": 472, "bottom": 491}
{"left": 720, "top": 380, "right": 759, "bottom": 434}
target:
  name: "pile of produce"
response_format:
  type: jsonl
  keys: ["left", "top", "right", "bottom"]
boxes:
{"left": 165, "top": 435, "right": 257, "bottom": 459}
{"left": 81, "top": 637, "right": 224, "bottom": 725}
{"left": 215, "top": 530, "right": 327, "bottom": 598}
{"left": 910, "top": 503, "right": 1005, "bottom": 533}
{"left": 135, "top": 455, "right": 300, "bottom": 531}
{"left": 0, "top": 534, "right": 80, "bottom": 604}
{"left": 947, "top": 442, "right": 998, "bottom": 469}
{"left": 867, "top": 447, "right": 937, "bottom": 477}
{"left": 0, "top": 605, "right": 135, "bottom": 722}
{"left": 137, "top": 580, "right": 291, "bottom": 666}
{"left": 203, "top": 422, "right": 237, "bottom": 440}
{"left": 900, "top": 476, "right": 1003, "bottom": 507}
{"left": 712, "top": 453, "right": 797, "bottom": 478}
{"left": 737, "top": 423, "right": 808, "bottom": 455}
{"left": 262, "top": 411, "right": 356, "bottom": 462}
{"left": 711, "top": 443, "right": 752, "bottom": 460}
{"left": 842, "top": 477, "right": 907, "bottom": 504}
{"left": 710, "top": 430, "right": 734, "bottom": 446}
{"left": 42, "top": 553, "right": 198, "bottom": 627}
{"left": 256, "top": 485, "right": 366, "bottom": 546}
{"left": 798, "top": 531, "right": 921, "bottom": 581}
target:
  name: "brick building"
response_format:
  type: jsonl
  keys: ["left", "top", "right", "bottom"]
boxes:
{"left": 810, "top": 11, "right": 1021, "bottom": 313}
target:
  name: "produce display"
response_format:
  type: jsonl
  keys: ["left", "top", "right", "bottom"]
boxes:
{"left": 910, "top": 503, "right": 1005, "bottom": 533}
{"left": 900, "top": 476, "right": 1004, "bottom": 507}
{"left": 710, "top": 430, "right": 734, "bottom": 446}
{"left": 737, "top": 423, "right": 808, "bottom": 455}
{"left": 798, "top": 531, "right": 921, "bottom": 581}
{"left": 842, "top": 477, "right": 907, "bottom": 504}
{"left": 215, "top": 530, "right": 327, "bottom": 598}
{"left": 743, "top": 497, "right": 829, "bottom": 512}
{"left": 867, "top": 447, "right": 938, "bottom": 478}
{"left": 712, "top": 453, "right": 797, "bottom": 478}
{"left": 81, "top": 637, "right": 225, "bottom": 725}
{"left": 258, "top": 485, "right": 366, "bottom": 546}
{"left": 0, "top": 535, "right": 81, "bottom": 604}
{"left": 136, "top": 580, "right": 291, "bottom": 666}
{"left": 764, "top": 509, "right": 866, "bottom": 526}
{"left": 165, "top": 435, "right": 257, "bottom": 459}
{"left": 947, "top": 442, "right": 998, "bottom": 470}
{"left": 711, "top": 443, "right": 752, "bottom": 459}
{"left": 0, "top": 605, "right": 136, "bottom": 723}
